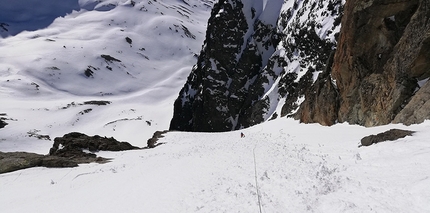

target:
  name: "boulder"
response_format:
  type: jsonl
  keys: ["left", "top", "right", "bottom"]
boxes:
{"left": 360, "top": 129, "right": 414, "bottom": 147}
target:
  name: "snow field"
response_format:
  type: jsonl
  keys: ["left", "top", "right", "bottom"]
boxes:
{"left": 1, "top": 119, "right": 430, "bottom": 212}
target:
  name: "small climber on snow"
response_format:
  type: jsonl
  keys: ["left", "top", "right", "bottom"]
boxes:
{"left": 241, "top": 132, "right": 245, "bottom": 138}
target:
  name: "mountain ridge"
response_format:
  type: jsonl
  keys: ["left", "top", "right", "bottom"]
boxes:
{"left": 171, "top": 0, "right": 430, "bottom": 131}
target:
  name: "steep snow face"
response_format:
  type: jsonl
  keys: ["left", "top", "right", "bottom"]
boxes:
{"left": 170, "top": 0, "right": 344, "bottom": 132}
{"left": 0, "top": 0, "right": 214, "bottom": 148}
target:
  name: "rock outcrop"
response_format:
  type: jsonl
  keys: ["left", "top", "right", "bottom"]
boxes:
{"left": 360, "top": 129, "right": 414, "bottom": 147}
{"left": 147, "top": 130, "right": 169, "bottom": 148}
{"left": 317, "top": 0, "right": 429, "bottom": 126}
{"left": 49, "top": 132, "right": 140, "bottom": 157}
{"left": 0, "top": 151, "right": 105, "bottom": 174}
{"left": 0, "top": 132, "right": 139, "bottom": 174}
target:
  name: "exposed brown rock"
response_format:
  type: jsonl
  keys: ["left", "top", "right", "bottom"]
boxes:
{"left": 0, "top": 151, "right": 111, "bottom": 174}
{"left": 299, "top": 78, "right": 339, "bottom": 126}
{"left": 295, "top": 52, "right": 339, "bottom": 126}
{"left": 0, "top": 151, "right": 101, "bottom": 174}
{"left": 360, "top": 129, "right": 414, "bottom": 147}
{"left": 314, "top": 0, "right": 430, "bottom": 126}
{"left": 393, "top": 80, "right": 430, "bottom": 125}
{"left": 0, "top": 152, "right": 46, "bottom": 174}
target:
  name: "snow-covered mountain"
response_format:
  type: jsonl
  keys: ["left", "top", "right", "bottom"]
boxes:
{"left": 0, "top": 0, "right": 214, "bottom": 151}
{"left": 1, "top": 0, "right": 213, "bottom": 96}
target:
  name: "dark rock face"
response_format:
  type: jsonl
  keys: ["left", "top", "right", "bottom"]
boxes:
{"left": 170, "top": 0, "right": 342, "bottom": 132}
{"left": 320, "top": 0, "right": 430, "bottom": 126}
{"left": 360, "top": 129, "right": 414, "bottom": 147}
{"left": 50, "top": 132, "right": 139, "bottom": 157}
{"left": 171, "top": 0, "right": 266, "bottom": 131}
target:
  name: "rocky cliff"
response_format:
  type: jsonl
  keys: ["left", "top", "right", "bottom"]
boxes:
{"left": 322, "top": 0, "right": 430, "bottom": 126}
{"left": 170, "top": 0, "right": 430, "bottom": 131}
{"left": 170, "top": 0, "right": 283, "bottom": 131}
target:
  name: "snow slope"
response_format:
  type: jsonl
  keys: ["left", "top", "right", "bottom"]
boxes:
{"left": 1, "top": 0, "right": 430, "bottom": 212}
{"left": 1, "top": 118, "right": 430, "bottom": 212}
